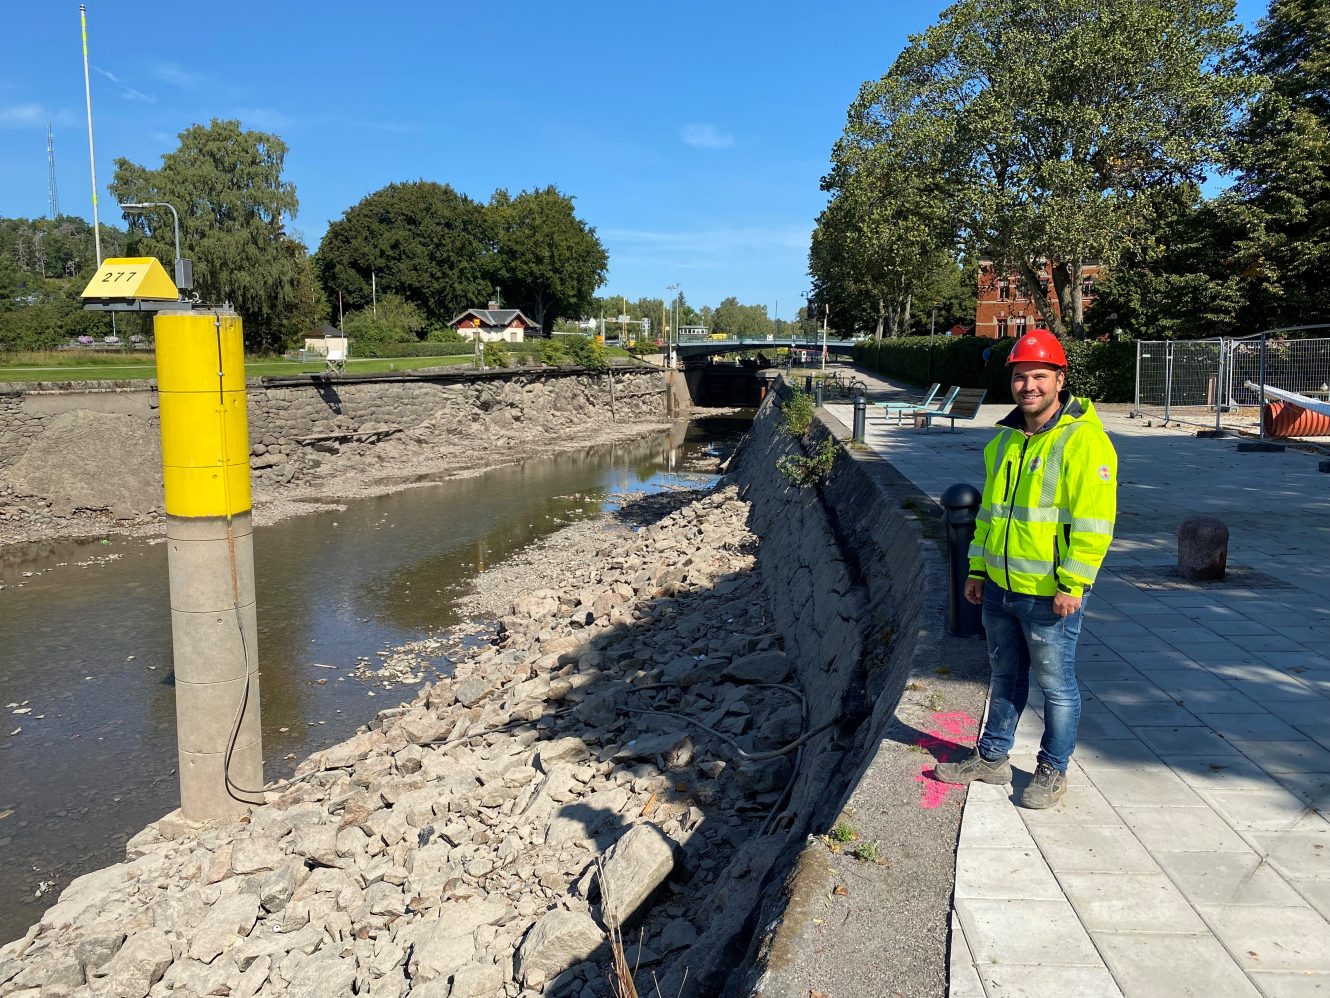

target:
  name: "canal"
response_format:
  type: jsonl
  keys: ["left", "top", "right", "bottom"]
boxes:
{"left": 0, "top": 414, "right": 749, "bottom": 942}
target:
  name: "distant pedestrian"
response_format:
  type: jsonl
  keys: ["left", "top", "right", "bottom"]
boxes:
{"left": 934, "top": 329, "right": 1118, "bottom": 808}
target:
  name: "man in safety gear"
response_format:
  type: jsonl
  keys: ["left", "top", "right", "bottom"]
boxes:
{"left": 934, "top": 328, "right": 1118, "bottom": 808}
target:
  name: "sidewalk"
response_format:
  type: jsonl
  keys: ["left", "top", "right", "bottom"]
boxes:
{"left": 827, "top": 373, "right": 1330, "bottom": 998}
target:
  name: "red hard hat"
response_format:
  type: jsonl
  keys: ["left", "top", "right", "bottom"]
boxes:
{"left": 1007, "top": 328, "right": 1067, "bottom": 368}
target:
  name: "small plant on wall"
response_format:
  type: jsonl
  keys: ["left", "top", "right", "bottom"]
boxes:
{"left": 780, "top": 387, "right": 814, "bottom": 437}
{"left": 777, "top": 435, "right": 839, "bottom": 487}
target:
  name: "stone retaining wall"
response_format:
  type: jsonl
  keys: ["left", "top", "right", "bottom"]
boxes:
{"left": 0, "top": 368, "right": 669, "bottom": 508}
{"left": 674, "top": 384, "right": 986, "bottom": 997}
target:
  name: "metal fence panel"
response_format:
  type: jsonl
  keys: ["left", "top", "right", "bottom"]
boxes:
{"left": 1133, "top": 339, "right": 1225, "bottom": 430}
{"left": 1135, "top": 333, "right": 1330, "bottom": 441}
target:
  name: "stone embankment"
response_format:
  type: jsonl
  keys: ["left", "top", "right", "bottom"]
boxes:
{"left": 1, "top": 383, "right": 987, "bottom": 997}
{"left": 0, "top": 368, "right": 669, "bottom": 546}
{"left": 0, "top": 485, "right": 807, "bottom": 997}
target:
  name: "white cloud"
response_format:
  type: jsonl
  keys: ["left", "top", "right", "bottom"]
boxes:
{"left": 153, "top": 62, "right": 202, "bottom": 89}
{"left": 93, "top": 67, "right": 155, "bottom": 103}
{"left": 680, "top": 123, "right": 736, "bottom": 149}
{"left": 0, "top": 103, "right": 76, "bottom": 128}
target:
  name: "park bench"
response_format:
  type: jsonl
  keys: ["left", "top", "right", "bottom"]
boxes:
{"left": 876, "top": 383, "right": 950, "bottom": 424}
{"left": 917, "top": 387, "right": 987, "bottom": 432}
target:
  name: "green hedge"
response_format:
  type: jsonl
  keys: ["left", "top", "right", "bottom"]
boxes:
{"left": 851, "top": 336, "right": 1136, "bottom": 403}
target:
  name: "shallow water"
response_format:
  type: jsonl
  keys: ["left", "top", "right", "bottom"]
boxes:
{"left": 0, "top": 414, "right": 749, "bottom": 942}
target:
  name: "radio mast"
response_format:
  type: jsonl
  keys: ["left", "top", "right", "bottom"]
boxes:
{"left": 47, "top": 123, "right": 60, "bottom": 220}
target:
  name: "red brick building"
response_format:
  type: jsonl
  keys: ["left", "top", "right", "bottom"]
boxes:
{"left": 974, "top": 259, "right": 1100, "bottom": 339}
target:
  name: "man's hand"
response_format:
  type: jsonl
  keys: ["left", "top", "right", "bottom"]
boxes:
{"left": 964, "top": 578, "right": 985, "bottom": 605}
{"left": 1053, "top": 592, "right": 1082, "bottom": 617}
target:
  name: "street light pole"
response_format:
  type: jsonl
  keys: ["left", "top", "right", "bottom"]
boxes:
{"left": 666, "top": 283, "right": 679, "bottom": 368}
{"left": 120, "top": 201, "right": 189, "bottom": 292}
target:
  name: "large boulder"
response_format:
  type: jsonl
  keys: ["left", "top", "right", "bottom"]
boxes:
{"left": 597, "top": 824, "right": 676, "bottom": 928}
{"left": 515, "top": 908, "right": 603, "bottom": 983}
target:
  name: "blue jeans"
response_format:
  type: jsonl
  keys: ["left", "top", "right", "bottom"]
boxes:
{"left": 976, "top": 581, "right": 1086, "bottom": 773}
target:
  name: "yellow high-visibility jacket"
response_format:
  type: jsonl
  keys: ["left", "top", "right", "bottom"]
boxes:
{"left": 968, "top": 393, "right": 1118, "bottom": 598}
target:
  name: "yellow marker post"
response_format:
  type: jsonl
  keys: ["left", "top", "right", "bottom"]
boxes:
{"left": 80, "top": 258, "right": 265, "bottom": 819}
{"left": 155, "top": 307, "right": 264, "bottom": 818}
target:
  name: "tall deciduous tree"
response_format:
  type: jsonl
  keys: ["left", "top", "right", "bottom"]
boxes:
{"left": 491, "top": 186, "right": 607, "bottom": 335}
{"left": 109, "top": 119, "right": 321, "bottom": 352}
{"left": 857, "top": 0, "right": 1248, "bottom": 338}
{"left": 316, "top": 181, "right": 494, "bottom": 330}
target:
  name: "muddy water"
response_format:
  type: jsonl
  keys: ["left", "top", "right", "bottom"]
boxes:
{"left": 0, "top": 414, "right": 750, "bottom": 942}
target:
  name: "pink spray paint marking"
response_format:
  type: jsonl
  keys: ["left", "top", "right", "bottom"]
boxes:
{"left": 913, "top": 710, "right": 979, "bottom": 809}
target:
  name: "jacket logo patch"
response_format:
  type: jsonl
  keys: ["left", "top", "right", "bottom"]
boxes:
{"left": 1098, "top": 465, "right": 1112, "bottom": 481}
{"left": 1029, "top": 456, "right": 1041, "bottom": 472}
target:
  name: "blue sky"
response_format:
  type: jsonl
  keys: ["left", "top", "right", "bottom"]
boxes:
{"left": 1, "top": 0, "right": 1270, "bottom": 319}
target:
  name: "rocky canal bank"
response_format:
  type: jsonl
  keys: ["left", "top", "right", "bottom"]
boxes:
{"left": 0, "top": 480, "right": 821, "bottom": 997}
{"left": 0, "top": 369, "right": 672, "bottom": 549}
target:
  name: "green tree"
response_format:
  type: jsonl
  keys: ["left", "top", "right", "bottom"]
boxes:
{"left": 341, "top": 293, "right": 427, "bottom": 354}
{"left": 857, "top": 0, "right": 1248, "bottom": 338}
{"left": 491, "top": 186, "right": 608, "bottom": 335}
{"left": 316, "top": 181, "right": 494, "bottom": 329}
{"left": 109, "top": 119, "right": 320, "bottom": 352}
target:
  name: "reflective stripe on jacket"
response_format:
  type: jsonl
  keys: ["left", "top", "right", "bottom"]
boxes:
{"left": 967, "top": 394, "right": 1118, "bottom": 598}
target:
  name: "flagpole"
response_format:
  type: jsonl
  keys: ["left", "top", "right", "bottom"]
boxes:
{"left": 80, "top": 4, "right": 102, "bottom": 265}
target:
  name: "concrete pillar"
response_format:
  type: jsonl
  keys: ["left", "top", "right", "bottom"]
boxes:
{"left": 155, "top": 307, "right": 264, "bottom": 818}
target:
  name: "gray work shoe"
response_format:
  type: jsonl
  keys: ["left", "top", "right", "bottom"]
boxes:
{"left": 933, "top": 750, "right": 1012, "bottom": 786}
{"left": 1020, "top": 762, "right": 1068, "bottom": 809}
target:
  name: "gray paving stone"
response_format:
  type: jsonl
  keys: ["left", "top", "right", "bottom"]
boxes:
{"left": 1131, "top": 725, "right": 1242, "bottom": 759}
{"left": 1145, "top": 669, "right": 1238, "bottom": 692}
{"left": 1250, "top": 824, "right": 1330, "bottom": 881}
{"left": 948, "top": 913, "right": 985, "bottom": 998}
{"left": 1204, "top": 618, "right": 1278, "bottom": 636}
{"left": 1169, "top": 688, "right": 1267, "bottom": 713}
{"left": 1270, "top": 771, "right": 1330, "bottom": 810}
{"left": 1156, "top": 850, "right": 1306, "bottom": 907}
{"left": 1077, "top": 713, "right": 1137, "bottom": 741}
{"left": 1018, "top": 781, "right": 1122, "bottom": 827}
{"left": 1025, "top": 823, "right": 1160, "bottom": 874}
{"left": 954, "top": 898, "right": 1102, "bottom": 967}
{"left": 1169, "top": 755, "right": 1285, "bottom": 794}
{"left": 1236, "top": 634, "right": 1314, "bottom": 653}
{"left": 1116, "top": 804, "right": 1250, "bottom": 853}
{"left": 1060, "top": 871, "right": 1206, "bottom": 932}
{"left": 1246, "top": 971, "right": 1330, "bottom": 997}
{"left": 1104, "top": 702, "right": 1203, "bottom": 728}
{"left": 1077, "top": 660, "right": 1150, "bottom": 682}
{"left": 955, "top": 847, "right": 1064, "bottom": 900}
{"left": 1232, "top": 739, "right": 1330, "bottom": 774}
{"left": 1146, "top": 625, "right": 1224, "bottom": 645}
{"left": 1198, "top": 903, "right": 1330, "bottom": 971}
{"left": 1092, "top": 932, "right": 1260, "bottom": 998}
{"left": 1291, "top": 881, "right": 1330, "bottom": 924}
{"left": 1086, "top": 765, "right": 1205, "bottom": 807}
{"left": 1085, "top": 681, "right": 1174, "bottom": 704}
{"left": 959, "top": 801, "right": 1037, "bottom": 849}
{"left": 1259, "top": 650, "right": 1330, "bottom": 671}
{"left": 1266, "top": 701, "right": 1330, "bottom": 727}
{"left": 977, "top": 965, "right": 1123, "bottom": 998}
{"left": 1224, "top": 678, "right": 1322, "bottom": 704}
{"left": 1195, "top": 712, "right": 1301, "bottom": 740}
{"left": 1204, "top": 787, "right": 1316, "bottom": 831}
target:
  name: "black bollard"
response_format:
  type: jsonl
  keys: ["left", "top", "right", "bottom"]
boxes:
{"left": 940, "top": 483, "right": 985, "bottom": 638}
{"left": 853, "top": 394, "right": 867, "bottom": 443}
{"left": 804, "top": 375, "right": 813, "bottom": 394}
{"left": 814, "top": 383, "right": 823, "bottom": 408}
